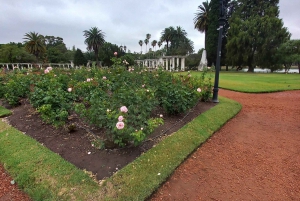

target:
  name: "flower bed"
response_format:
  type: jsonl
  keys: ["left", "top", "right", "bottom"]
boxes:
{"left": 0, "top": 66, "right": 212, "bottom": 148}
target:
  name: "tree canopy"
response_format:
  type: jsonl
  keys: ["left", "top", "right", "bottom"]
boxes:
{"left": 83, "top": 27, "right": 105, "bottom": 66}
{"left": 23, "top": 32, "right": 46, "bottom": 62}
{"left": 226, "top": 0, "right": 290, "bottom": 72}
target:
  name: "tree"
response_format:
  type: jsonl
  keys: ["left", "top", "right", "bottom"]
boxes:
{"left": 74, "top": 48, "right": 87, "bottom": 67}
{"left": 160, "top": 27, "right": 175, "bottom": 52}
{"left": 0, "top": 43, "right": 35, "bottom": 63}
{"left": 144, "top": 38, "right": 149, "bottom": 53}
{"left": 138, "top": 40, "right": 143, "bottom": 54}
{"left": 23, "top": 32, "right": 46, "bottom": 62}
{"left": 146, "top": 34, "right": 151, "bottom": 43}
{"left": 226, "top": 0, "right": 290, "bottom": 72}
{"left": 158, "top": 41, "right": 162, "bottom": 49}
{"left": 151, "top": 40, "right": 157, "bottom": 57}
{"left": 194, "top": 0, "right": 210, "bottom": 49}
{"left": 83, "top": 27, "right": 105, "bottom": 66}
{"left": 206, "top": 0, "right": 220, "bottom": 66}
{"left": 151, "top": 40, "right": 157, "bottom": 51}
{"left": 278, "top": 39, "right": 300, "bottom": 73}
{"left": 98, "top": 42, "right": 122, "bottom": 66}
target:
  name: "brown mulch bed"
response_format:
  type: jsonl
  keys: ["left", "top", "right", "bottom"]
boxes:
{"left": 150, "top": 89, "right": 300, "bottom": 201}
{"left": 0, "top": 98, "right": 214, "bottom": 200}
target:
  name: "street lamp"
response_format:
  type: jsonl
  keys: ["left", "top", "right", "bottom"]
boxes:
{"left": 212, "top": 0, "right": 226, "bottom": 103}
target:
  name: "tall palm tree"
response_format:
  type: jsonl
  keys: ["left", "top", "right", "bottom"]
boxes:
{"left": 138, "top": 40, "right": 143, "bottom": 53}
{"left": 83, "top": 27, "right": 105, "bottom": 66}
{"left": 160, "top": 26, "right": 175, "bottom": 52}
{"left": 146, "top": 34, "right": 151, "bottom": 42}
{"left": 151, "top": 40, "right": 157, "bottom": 57}
{"left": 193, "top": 0, "right": 210, "bottom": 49}
{"left": 151, "top": 40, "right": 157, "bottom": 51}
{"left": 158, "top": 41, "right": 162, "bottom": 49}
{"left": 23, "top": 32, "right": 46, "bottom": 62}
{"left": 144, "top": 38, "right": 149, "bottom": 53}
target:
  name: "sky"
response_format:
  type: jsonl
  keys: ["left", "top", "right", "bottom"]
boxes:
{"left": 0, "top": 0, "right": 299, "bottom": 54}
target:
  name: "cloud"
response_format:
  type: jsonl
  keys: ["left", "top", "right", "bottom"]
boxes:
{"left": 0, "top": 0, "right": 299, "bottom": 53}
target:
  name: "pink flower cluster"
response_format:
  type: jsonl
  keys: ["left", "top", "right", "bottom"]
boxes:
{"left": 44, "top": 66, "right": 53, "bottom": 74}
{"left": 197, "top": 88, "right": 202, "bottom": 93}
{"left": 116, "top": 106, "right": 128, "bottom": 130}
{"left": 87, "top": 78, "right": 93, "bottom": 82}
{"left": 120, "top": 106, "right": 128, "bottom": 113}
{"left": 116, "top": 121, "right": 124, "bottom": 130}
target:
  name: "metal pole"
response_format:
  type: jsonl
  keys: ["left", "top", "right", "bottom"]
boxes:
{"left": 212, "top": 0, "right": 226, "bottom": 103}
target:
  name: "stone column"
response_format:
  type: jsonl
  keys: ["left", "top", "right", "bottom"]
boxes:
{"left": 166, "top": 59, "right": 168, "bottom": 71}
{"left": 172, "top": 57, "right": 175, "bottom": 71}
{"left": 181, "top": 58, "right": 185, "bottom": 71}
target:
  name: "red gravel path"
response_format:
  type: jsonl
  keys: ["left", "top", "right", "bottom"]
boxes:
{"left": 151, "top": 89, "right": 300, "bottom": 201}
{"left": 0, "top": 165, "right": 32, "bottom": 201}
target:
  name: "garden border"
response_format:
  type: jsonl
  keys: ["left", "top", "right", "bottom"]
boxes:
{"left": 0, "top": 96, "right": 241, "bottom": 200}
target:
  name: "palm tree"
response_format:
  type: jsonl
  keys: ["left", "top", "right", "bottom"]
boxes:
{"left": 158, "top": 41, "right": 162, "bottom": 49}
{"left": 138, "top": 40, "right": 143, "bottom": 54}
{"left": 83, "top": 27, "right": 105, "bottom": 66}
{"left": 160, "top": 26, "right": 175, "bottom": 52}
{"left": 151, "top": 40, "right": 157, "bottom": 51}
{"left": 193, "top": 0, "right": 210, "bottom": 49}
{"left": 144, "top": 38, "right": 149, "bottom": 53}
{"left": 151, "top": 40, "right": 157, "bottom": 57}
{"left": 146, "top": 34, "right": 151, "bottom": 42}
{"left": 23, "top": 32, "right": 46, "bottom": 62}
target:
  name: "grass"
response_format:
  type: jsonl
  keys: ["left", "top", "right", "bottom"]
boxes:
{"left": 0, "top": 96, "right": 241, "bottom": 200}
{"left": 0, "top": 106, "right": 11, "bottom": 117}
{"left": 188, "top": 71, "right": 300, "bottom": 93}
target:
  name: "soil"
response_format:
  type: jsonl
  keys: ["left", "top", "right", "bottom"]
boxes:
{"left": 150, "top": 89, "right": 300, "bottom": 201}
{"left": 0, "top": 98, "right": 214, "bottom": 200}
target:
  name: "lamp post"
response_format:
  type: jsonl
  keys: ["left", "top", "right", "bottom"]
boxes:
{"left": 212, "top": 0, "right": 226, "bottom": 103}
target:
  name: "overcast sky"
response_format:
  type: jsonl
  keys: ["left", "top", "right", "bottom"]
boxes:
{"left": 0, "top": 0, "right": 299, "bottom": 53}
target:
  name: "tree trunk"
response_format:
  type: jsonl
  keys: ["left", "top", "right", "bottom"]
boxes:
{"left": 298, "top": 62, "right": 300, "bottom": 74}
{"left": 248, "top": 65, "right": 254, "bottom": 73}
{"left": 226, "top": 65, "right": 228, "bottom": 71}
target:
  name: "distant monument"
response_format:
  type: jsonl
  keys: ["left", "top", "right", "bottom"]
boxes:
{"left": 198, "top": 49, "right": 207, "bottom": 71}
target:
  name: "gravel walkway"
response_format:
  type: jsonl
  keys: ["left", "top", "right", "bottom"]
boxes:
{"left": 151, "top": 89, "right": 300, "bottom": 200}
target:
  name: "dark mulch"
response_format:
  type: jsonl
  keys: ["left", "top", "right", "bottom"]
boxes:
{"left": 2, "top": 99, "right": 215, "bottom": 180}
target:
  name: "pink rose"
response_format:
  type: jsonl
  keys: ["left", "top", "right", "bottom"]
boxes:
{"left": 103, "top": 76, "right": 107, "bottom": 80}
{"left": 47, "top": 67, "right": 53, "bottom": 71}
{"left": 87, "top": 78, "right": 91, "bottom": 82}
{"left": 68, "top": 88, "right": 72, "bottom": 92}
{"left": 118, "top": 116, "right": 124, "bottom": 122}
{"left": 197, "top": 88, "right": 202, "bottom": 93}
{"left": 120, "top": 106, "right": 128, "bottom": 113}
{"left": 44, "top": 69, "right": 49, "bottom": 74}
{"left": 116, "top": 121, "right": 124, "bottom": 130}
{"left": 114, "top": 52, "right": 118, "bottom": 56}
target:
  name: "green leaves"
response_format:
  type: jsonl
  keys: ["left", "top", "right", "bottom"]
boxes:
{"left": 1, "top": 67, "right": 211, "bottom": 148}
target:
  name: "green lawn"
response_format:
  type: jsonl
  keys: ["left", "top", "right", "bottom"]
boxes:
{"left": 219, "top": 72, "right": 300, "bottom": 92}
{"left": 188, "top": 71, "right": 300, "bottom": 93}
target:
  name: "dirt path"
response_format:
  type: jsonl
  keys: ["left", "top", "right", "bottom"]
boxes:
{"left": 150, "top": 89, "right": 300, "bottom": 201}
